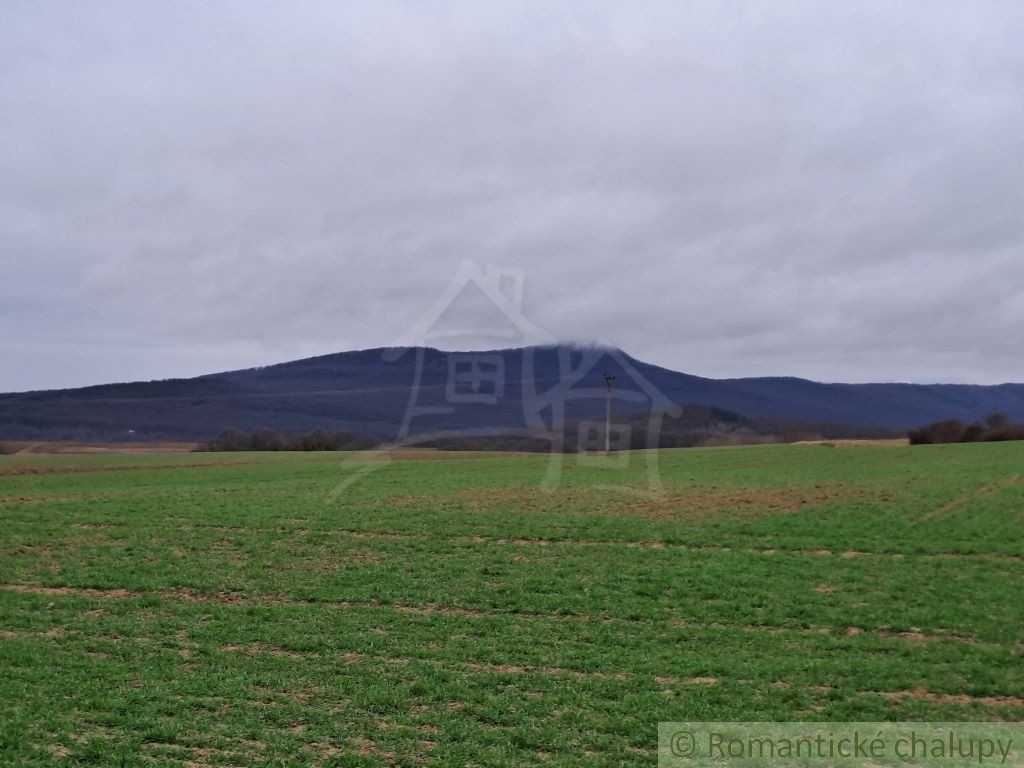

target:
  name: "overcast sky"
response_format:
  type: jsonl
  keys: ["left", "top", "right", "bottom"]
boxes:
{"left": 2, "top": 1, "right": 1024, "bottom": 392}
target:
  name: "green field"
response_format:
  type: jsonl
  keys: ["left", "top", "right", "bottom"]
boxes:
{"left": 1, "top": 443, "right": 1022, "bottom": 766}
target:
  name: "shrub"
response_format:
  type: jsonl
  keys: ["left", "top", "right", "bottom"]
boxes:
{"left": 983, "top": 424, "right": 1024, "bottom": 442}
{"left": 908, "top": 420, "right": 969, "bottom": 445}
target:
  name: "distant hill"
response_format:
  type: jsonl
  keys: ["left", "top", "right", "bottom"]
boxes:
{"left": 2, "top": 345, "right": 1023, "bottom": 442}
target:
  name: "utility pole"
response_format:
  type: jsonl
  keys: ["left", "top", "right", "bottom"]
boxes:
{"left": 603, "top": 374, "right": 616, "bottom": 454}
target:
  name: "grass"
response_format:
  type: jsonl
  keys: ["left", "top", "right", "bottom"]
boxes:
{"left": 0, "top": 442, "right": 1022, "bottom": 766}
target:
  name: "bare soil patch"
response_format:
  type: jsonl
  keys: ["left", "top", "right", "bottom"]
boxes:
{"left": 792, "top": 439, "right": 910, "bottom": 447}
{"left": 874, "top": 688, "right": 1024, "bottom": 709}
{"left": 0, "top": 584, "right": 136, "bottom": 599}
{"left": 3, "top": 441, "right": 198, "bottom": 454}
{"left": 219, "top": 643, "right": 302, "bottom": 658}
{"left": 0, "top": 461, "right": 252, "bottom": 477}
{"left": 0, "top": 583, "right": 991, "bottom": 649}
{"left": 0, "top": 495, "right": 82, "bottom": 506}
{"left": 454, "top": 483, "right": 868, "bottom": 520}
{"left": 351, "top": 449, "right": 533, "bottom": 462}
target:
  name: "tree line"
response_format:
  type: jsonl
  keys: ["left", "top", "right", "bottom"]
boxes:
{"left": 908, "top": 413, "right": 1024, "bottom": 445}
{"left": 189, "top": 412, "right": 1024, "bottom": 452}
{"left": 195, "top": 429, "right": 378, "bottom": 452}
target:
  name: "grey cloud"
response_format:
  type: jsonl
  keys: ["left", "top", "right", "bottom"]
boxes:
{"left": 2, "top": 0, "right": 1023, "bottom": 391}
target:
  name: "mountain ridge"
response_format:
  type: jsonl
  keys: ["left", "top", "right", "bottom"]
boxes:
{"left": 2, "top": 344, "right": 1022, "bottom": 441}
